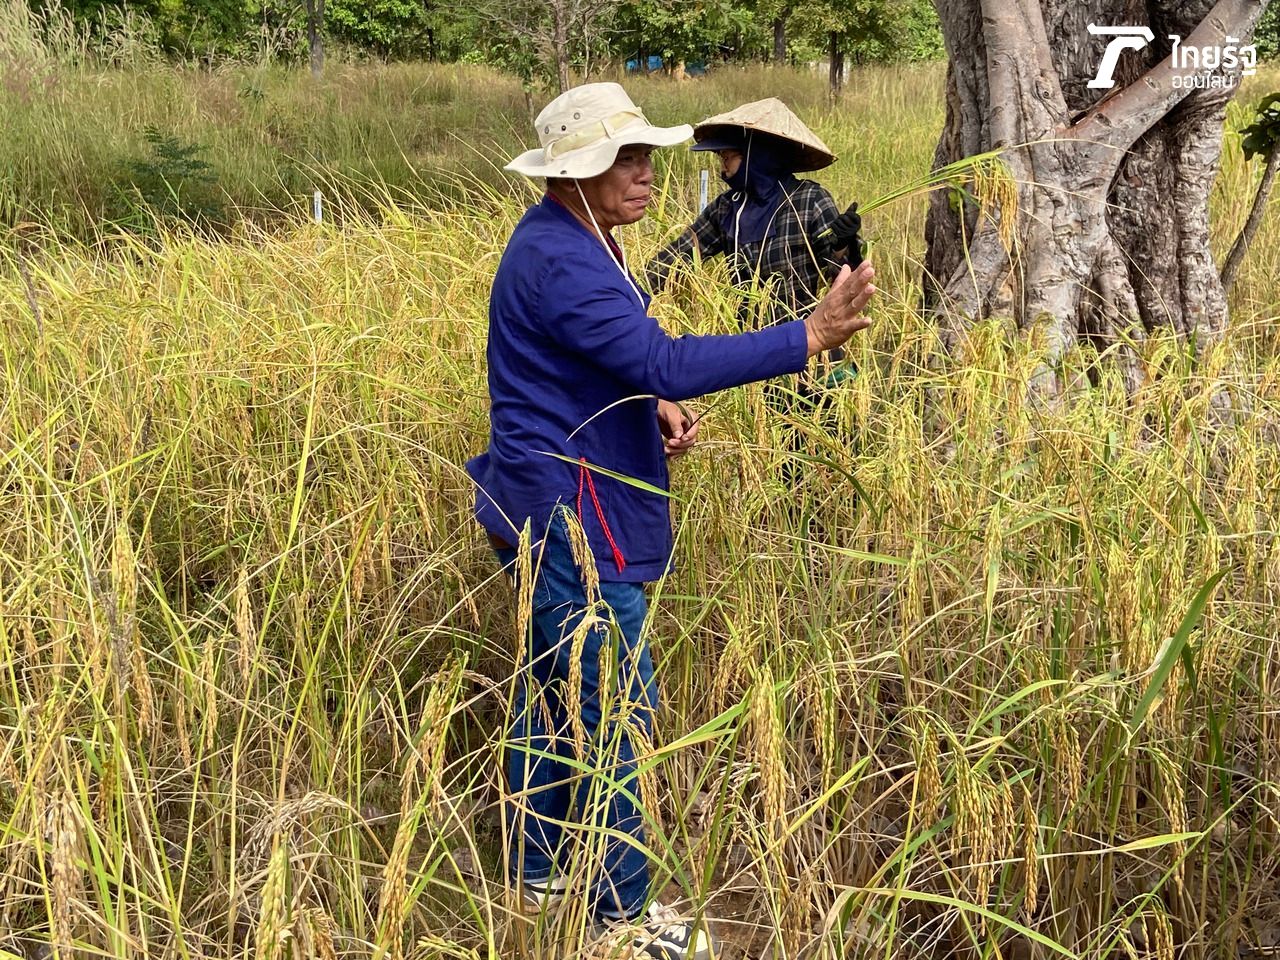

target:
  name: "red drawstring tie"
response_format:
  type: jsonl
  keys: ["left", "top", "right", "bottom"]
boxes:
{"left": 576, "top": 457, "right": 626, "bottom": 574}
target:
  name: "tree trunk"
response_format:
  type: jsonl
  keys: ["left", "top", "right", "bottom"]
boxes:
{"left": 774, "top": 15, "right": 787, "bottom": 64}
{"left": 924, "top": 0, "right": 1270, "bottom": 395}
{"left": 305, "top": 0, "right": 324, "bottom": 80}
{"left": 1221, "top": 146, "right": 1280, "bottom": 292}
{"left": 552, "top": 0, "right": 570, "bottom": 93}
{"left": 828, "top": 32, "right": 844, "bottom": 94}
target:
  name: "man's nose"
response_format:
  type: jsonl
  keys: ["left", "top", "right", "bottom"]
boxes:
{"left": 636, "top": 158, "right": 654, "bottom": 185}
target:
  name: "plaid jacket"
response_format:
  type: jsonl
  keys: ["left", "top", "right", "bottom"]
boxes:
{"left": 645, "top": 179, "right": 843, "bottom": 328}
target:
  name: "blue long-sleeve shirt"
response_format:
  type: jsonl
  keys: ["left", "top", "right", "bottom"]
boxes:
{"left": 465, "top": 194, "right": 809, "bottom": 582}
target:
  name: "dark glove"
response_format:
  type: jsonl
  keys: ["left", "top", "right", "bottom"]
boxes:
{"left": 830, "top": 202, "right": 865, "bottom": 265}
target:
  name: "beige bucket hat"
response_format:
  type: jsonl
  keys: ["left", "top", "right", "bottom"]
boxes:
{"left": 692, "top": 97, "right": 836, "bottom": 172}
{"left": 506, "top": 82, "right": 693, "bottom": 180}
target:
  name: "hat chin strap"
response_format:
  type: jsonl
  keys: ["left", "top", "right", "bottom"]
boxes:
{"left": 574, "top": 180, "right": 645, "bottom": 307}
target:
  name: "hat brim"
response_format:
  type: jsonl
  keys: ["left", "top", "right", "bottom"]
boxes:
{"left": 505, "top": 122, "right": 694, "bottom": 179}
{"left": 689, "top": 133, "right": 746, "bottom": 153}
{"left": 693, "top": 122, "right": 835, "bottom": 172}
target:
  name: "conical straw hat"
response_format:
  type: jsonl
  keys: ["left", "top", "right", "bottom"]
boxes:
{"left": 692, "top": 97, "right": 835, "bottom": 172}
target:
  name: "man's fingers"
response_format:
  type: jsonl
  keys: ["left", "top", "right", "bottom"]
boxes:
{"left": 829, "top": 263, "right": 852, "bottom": 291}
{"left": 849, "top": 283, "right": 876, "bottom": 315}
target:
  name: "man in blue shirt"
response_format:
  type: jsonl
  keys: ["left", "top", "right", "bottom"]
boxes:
{"left": 466, "top": 82, "right": 876, "bottom": 959}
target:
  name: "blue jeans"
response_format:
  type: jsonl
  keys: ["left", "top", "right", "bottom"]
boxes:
{"left": 494, "top": 510, "right": 657, "bottom": 920}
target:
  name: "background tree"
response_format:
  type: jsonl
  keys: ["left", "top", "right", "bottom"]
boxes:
{"left": 466, "top": 0, "right": 623, "bottom": 92}
{"left": 614, "top": 0, "right": 754, "bottom": 74}
{"left": 304, "top": 0, "right": 324, "bottom": 77}
{"left": 1221, "top": 91, "right": 1280, "bottom": 291}
{"left": 924, "top": 0, "right": 1272, "bottom": 395}
{"left": 794, "top": 0, "right": 933, "bottom": 93}
{"left": 326, "top": 0, "right": 445, "bottom": 59}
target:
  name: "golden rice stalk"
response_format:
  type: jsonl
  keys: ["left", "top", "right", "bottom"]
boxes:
{"left": 513, "top": 521, "right": 534, "bottom": 648}
{"left": 0, "top": 726, "right": 19, "bottom": 788}
{"left": 244, "top": 792, "right": 355, "bottom": 874}
{"left": 1158, "top": 758, "right": 1188, "bottom": 897}
{"left": 254, "top": 834, "right": 290, "bottom": 960}
{"left": 750, "top": 665, "right": 787, "bottom": 844}
{"left": 626, "top": 717, "right": 663, "bottom": 839}
{"left": 780, "top": 869, "right": 815, "bottom": 956}
{"left": 1051, "top": 716, "right": 1083, "bottom": 813}
{"left": 110, "top": 521, "right": 137, "bottom": 634}
{"left": 1022, "top": 784, "right": 1039, "bottom": 918}
{"left": 951, "top": 758, "right": 1006, "bottom": 909}
{"left": 234, "top": 566, "right": 257, "bottom": 686}
{"left": 712, "top": 629, "right": 748, "bottom": 713}
{"left": 971, "top": 157, "right": 1019, "bottom": 252}
{"left": 129, "top": 639, "right": 156, "bottom": 736}
{"left": 349, "top": 495, "right": 371, "bottom": 605}
{"left": 200, "top": 634, "right": 222, "bottom": 752}
{"left": 304, "top": 908, "right": 339, "bottom": 960}
{"left": 566, "top": 610, "right": 603, "bottom": 756}
{"left": 20, "top": 604, "right": 39, "bottom": 669}
{"left": 49, "top": 587, "right": 78, "bottom": 692}
{"left": 810, "top": 666, "right": 838, "bottom": 790}
{"left": 112, "top": 521, "right": 155, "bottom": 734}
{"left": 912, "top": 721, "right": 941, "bottom": 822}
{"left": 49, "top": 789, "right": 83, "bottom": 960}
{"left": 562, "top": 508, "right": 600, "bottom": 603}
{"left": 412, "top": 935, "right": 481, "bottom": 960}
{"left": 413, "top": 659, "right": 464, "bottom": 817}
{"left": 1148, "top": 904, "right": 1175, "bottom": 960}
{"left": 375, "top": 810, "right": 417, "bottom": 960}
{"left": 291, "top": 903, "right": 339, "bottom": 960}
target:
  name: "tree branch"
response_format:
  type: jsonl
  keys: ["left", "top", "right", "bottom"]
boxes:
{"left": 1221, "top": 144, "right": 1280, "bottom": 291}
{"left": 1073, "top": 0, "right": 1268, "bottom": 151}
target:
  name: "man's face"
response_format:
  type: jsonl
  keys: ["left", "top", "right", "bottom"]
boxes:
{"left": 719, "top": 148, "right": 743, "bottom": 179}
{"left": 576, "top": 145, "right": 655, "bottom": 230}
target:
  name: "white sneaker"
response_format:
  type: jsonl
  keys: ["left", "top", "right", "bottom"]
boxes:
{"left": 602, "top": 902, "right": 716, "bottom": 960}
{"left": 520, "top": 874, "right": 569, "bottom": 913}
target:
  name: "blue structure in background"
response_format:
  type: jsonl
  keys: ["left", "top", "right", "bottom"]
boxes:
{"left": 624, "top": 56, "right": 708, "bottom": 75}
{"left": 625, "top": 55, "right": 666, "bottom": 72}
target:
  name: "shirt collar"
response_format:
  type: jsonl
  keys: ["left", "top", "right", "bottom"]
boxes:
{"left": 542, "top": 191, "right": 625, "bottom": 267}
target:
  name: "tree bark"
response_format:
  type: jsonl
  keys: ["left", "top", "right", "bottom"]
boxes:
{"left": 774, "top": 14, "right": 787, "bottom": 64}
{"left": 305, "top": 0, "right": 324, "bottom": 80}
{"left": 1221, "top": 146, "right": 1280, "bottom": 292}
{"left": 828, "top": 32, "right": 844, "bottom": 94}
{"left": 552, "top": 0, "right": 570, "bottom": 93}
{"left": 924, "top": 0, "right": 1271, "bottom": 394}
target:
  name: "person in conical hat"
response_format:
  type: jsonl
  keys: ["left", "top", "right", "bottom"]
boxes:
{"left": 646, "top": 96, "right": 863, "bottom": 324}
{"left": 645, "top": 98, "right": 867, "bottom": 490}
{"left": 464, "top": 83, "right": 876, "bottom": 957}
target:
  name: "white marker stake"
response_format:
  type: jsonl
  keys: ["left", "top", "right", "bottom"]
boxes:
{"left": 313, "top": 190, "right": 323, "bottom": 224}
{"left": 699, "top": 170, "right": 709, "bottom": 211}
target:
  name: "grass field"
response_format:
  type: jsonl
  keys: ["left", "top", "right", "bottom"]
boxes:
{"left": 3, "top": 9, "right": 1280, "bottom": 958}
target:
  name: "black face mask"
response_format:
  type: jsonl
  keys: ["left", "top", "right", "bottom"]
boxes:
{"left": 719, "top": 136, "right": 798, "bottom": 247}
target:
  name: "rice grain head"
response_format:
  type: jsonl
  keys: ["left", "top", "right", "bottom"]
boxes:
{"left": 1149, "top": 904, "right": 1175, "bottom": 960}
{"left": 562, "top": 508, "right": 600, "bottom": 603}
{"left": 376, "top": 810, "right": 417, "bottom": 960}
{"left": 514, "top": 521, "right": 534, "bottom": 647}
{"left": 254, "top": 833, "right": 290, "bottom": 960}
{"left": 1022, "top": 784, "right": 1038, "bottom": 918}
{"left": 49, "top": 789, "right": 83, "bottom": 960}
{"left": 234, "top": 566, "right": 257, "bottom": 686}
{"left": 750, "top": 665, "right": 787, "bottom": 844}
